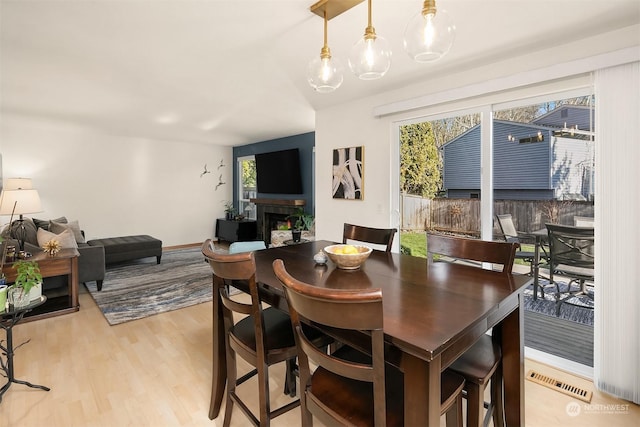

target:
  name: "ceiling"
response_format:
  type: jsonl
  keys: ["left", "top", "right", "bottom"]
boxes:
{"left": 2, "top": 1, "right": 639, "bottom": 147}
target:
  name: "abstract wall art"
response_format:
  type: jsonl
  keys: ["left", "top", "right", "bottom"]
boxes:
{"left": 332, "top": 146, "right": 363, "bottom": 200}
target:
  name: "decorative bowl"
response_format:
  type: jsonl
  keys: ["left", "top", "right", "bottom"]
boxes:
{"left": 323, "top": 244, "right": 372, "bottom": 270}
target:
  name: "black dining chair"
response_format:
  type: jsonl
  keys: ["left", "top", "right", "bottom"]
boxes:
{"left": 427, "top": 233, "right": 519, "bottom": 427}
{"left": 343, "top": 223, "right": 397, "bottom": 252}
{"left": 273, "top": 258, "right": 466, "bottom": 427}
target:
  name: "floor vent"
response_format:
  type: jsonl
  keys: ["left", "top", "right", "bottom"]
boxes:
{"left": 526, "top": 370, "right": 593, "bottom": 403}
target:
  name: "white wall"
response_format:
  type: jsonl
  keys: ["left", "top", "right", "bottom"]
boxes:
{"left": 313, "top": 25, "right": 640, "bottom": 244}
{"left": 1, "top": 113, "right": 232, "bottom": 247}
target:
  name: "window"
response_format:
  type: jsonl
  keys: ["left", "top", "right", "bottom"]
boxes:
{"left": 237, "top": 156, "right": 256, "bottom": 220}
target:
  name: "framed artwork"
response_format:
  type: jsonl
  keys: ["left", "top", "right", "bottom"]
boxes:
{"left": 332, "top": 146, "right": 363, "bottom": 200}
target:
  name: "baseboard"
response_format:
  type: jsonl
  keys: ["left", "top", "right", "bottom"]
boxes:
{"left": 525, "top": 346, "right": 594, "bottom": 380}
{"left": 163, "top": 242, "right": 203, "bottom": 251}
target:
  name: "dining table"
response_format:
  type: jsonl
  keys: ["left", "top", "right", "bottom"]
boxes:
{"left": 207, "top": 240, "right": 533, "bottom": 426}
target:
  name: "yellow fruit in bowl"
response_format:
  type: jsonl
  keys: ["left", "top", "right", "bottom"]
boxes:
{"left": 342, "top": 245, "right": 358, "bottom": 254}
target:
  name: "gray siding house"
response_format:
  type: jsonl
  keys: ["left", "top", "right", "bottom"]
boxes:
{"left": 443, "top": 106, "right": 594, "bottom": 201}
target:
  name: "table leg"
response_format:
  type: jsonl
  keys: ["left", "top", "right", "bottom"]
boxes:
{"left": 402, "top": 352, "right": 441, "bottom": 426}
{"left": 501, "top": 295, "right": 525, "bottom": 426}
{"left": 208, "top": 275, "right": 227, "bottom": 420}
{"left": 0, "top": 320, "right": 50, "bottom": 403}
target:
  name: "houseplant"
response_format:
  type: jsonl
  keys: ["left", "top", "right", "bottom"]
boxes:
{"left": 287, "top": 208, "right": 314, "bottom": 243}
{"left": 9, "top": 259, "right": 43, "bottom": 307}
{"left": 223, "top": 200, "right": 237, "bottom": 220}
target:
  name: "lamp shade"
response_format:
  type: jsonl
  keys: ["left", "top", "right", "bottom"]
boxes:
{"left": 0, "top": 188, "right": 43, "bottom": 216}
{"left": 307, "top": 51, "right": 344, "bottom": 93}
{"left": 403, "top": 4, "right": 455, "bottom": 63}
{"left": 4, "top": 177, "right": 33, "bottom": 190}
{"left": 348, "top": 33, "right": 392, "bottom": 80}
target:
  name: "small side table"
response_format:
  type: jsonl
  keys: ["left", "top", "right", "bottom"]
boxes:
{"left": 0, "top": 295, "right": 50, "bottom": 403}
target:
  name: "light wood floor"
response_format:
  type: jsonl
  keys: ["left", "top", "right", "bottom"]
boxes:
{"left": 2, "top": 285, "right": 638, "bottom": 426}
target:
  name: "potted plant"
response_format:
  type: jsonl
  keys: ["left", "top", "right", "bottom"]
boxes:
{"left": 9, "top": 259, "right": 43, "bottom": 307}
{"left": 287, "top": 208, "right": 314, "bottom": 243}
{"left": 223, "top": 201, "right": 237, "bottom": 220}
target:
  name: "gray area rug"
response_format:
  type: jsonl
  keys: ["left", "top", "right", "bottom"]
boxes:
{"left": 85, "top": 247, "right": 212, "bottom": 325}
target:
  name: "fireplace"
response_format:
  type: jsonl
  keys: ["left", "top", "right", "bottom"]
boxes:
{"left": 250, "top": 198, "right": 306, "bottom": 245}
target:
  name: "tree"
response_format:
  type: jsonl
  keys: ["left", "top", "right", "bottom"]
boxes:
{"left": 242, "top": 159, "right": 256, "bottom": 188}
{"left": 400, "top": 122, "right": 441, "bottom": 198}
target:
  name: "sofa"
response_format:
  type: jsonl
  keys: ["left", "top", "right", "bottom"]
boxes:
{"left": 2, "top": 217, "right": 105, "bottom": 290}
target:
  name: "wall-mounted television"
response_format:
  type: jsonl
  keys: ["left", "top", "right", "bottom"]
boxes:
{"left": 255, "top": 148, "right": 303, "bottom": 194}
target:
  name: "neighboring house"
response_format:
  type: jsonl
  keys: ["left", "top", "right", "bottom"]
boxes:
{"left": 442, "top": 106, "right": 595, "bottom": 200}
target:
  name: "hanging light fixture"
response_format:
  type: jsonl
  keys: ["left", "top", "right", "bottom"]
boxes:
{"left": 403, "top": 0, "right": 455, "bottom": 63}
{"left": 307, "top": 9, "right": 344, "bottom": 93}
{"left": 348, "top": 0, "right": 391, "bottom": 80}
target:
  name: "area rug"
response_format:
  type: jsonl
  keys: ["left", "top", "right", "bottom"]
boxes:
{"left": 523, "top": 279, "right": 594, "bottom": 326}
{"left": 85, "top": 247, "right": 212, "bottom": 325}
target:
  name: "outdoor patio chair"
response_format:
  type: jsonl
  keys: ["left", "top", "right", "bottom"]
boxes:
{"left": 545, "top": 223, "right": 594, "bottom": 316}
{"left": 496, "top": 213, "right": 545, "bottom": 277}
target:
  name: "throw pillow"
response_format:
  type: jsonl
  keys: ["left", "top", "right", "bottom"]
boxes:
{"left": 36, "top": 228, "right": 78, "bottom": 250}
{"left": 33, "top": 216, "right": 67, "bottom": 231}
{"left": 50, "top": 219, "right": 85, "bottom": 244}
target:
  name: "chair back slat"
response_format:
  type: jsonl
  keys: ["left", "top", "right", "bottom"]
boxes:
{"left": 343, "top": 223, "right": 397, "bottom": 252}
{"left": 427, "top": 233, "right": 519, "bottom": 274}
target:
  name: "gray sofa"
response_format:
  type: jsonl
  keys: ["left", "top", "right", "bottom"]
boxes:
{"left": 2, "top": 217, "right": 105, "bottom": 290}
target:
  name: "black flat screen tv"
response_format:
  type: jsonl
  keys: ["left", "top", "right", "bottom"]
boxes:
{"left": 255, "top": 148, "right": 303, "bottom": 194}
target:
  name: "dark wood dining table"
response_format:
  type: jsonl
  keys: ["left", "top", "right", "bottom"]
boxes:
{"left": 207, "top": 240, "right": 532, "bottom": 426}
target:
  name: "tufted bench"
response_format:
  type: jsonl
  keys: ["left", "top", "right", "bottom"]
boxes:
{"left": 87, "top": 235, "right": 163, "bottom": 266}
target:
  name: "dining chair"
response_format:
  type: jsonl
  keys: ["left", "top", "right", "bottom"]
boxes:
{"left": 343, "top": 223, "right": 397, "bottom": 252}
{"left": 426, "top": 233, "right": 519, "bottom": 427}
{"left": 545, "top": 223, "right": 594, "bottom": 316}
{"left": 273, "top": 258, "right": 466, "bottom": 427}
{"left": 201, "top": 241, "right": 300, "bottom": 426}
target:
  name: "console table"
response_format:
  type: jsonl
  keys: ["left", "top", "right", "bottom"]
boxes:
{"left": 215, "top": 219, "right": 257, "bottom": 243}
{"left": 1, "top": 248, "right": 79, "bottom": 322}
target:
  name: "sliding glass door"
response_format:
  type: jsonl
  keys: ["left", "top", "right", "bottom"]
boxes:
{"left": 395, "top": 88, "right": 596, "bottom": 371}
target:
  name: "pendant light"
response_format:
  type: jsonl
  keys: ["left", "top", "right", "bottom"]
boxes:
{"left": 348, "top": 0, "right": 391, "bottom": 80}
{"left": 403, "top": 0, "right": 455, "bottom": 63}
{"left": 307, "top": 10, "right": 344, "bottom": 93}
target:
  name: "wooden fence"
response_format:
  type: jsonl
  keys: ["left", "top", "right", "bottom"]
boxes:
{"left": 401, "top": 194, "right": 594, "bottom": 237}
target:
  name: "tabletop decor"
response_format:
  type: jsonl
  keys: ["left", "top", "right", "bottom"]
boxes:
{"left": 10, "top": 259, "right": 43, "bottom": 306}
{"left": 42, "top": 239, "right": 61, "bottom": 256}
{"left": 323, "top": 243, "right": 372, "bottom": 269}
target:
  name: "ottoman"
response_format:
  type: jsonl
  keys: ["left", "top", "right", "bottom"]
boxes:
{"left": 87, "top": 235, "right": 163, "bottom": 266}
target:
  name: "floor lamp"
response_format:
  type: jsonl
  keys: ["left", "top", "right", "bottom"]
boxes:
{"left": 0, "top": 178, "right": 43, "bottom": 252}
